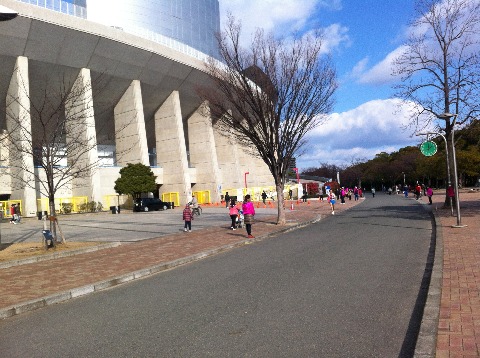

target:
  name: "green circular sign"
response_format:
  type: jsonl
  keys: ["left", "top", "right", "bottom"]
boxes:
{"left": 420, "top": 141, "right": 437, "bottom": 156}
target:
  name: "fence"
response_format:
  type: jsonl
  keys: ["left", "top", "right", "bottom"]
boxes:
{"left": 162, "top": 192, "right": 180, "bottom": 207}
{"left": 36, "top": 196, "right": 88, "bottom": 214}
{"left": 192, "top": 190, "right": 210, "bottom": 204}
{"left": 0, "top": 200, "right": 22, "bottom": 218}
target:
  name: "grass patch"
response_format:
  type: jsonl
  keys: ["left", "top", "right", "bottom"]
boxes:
{"left": 0, "top": 242, "right": 101, "bottom": 262}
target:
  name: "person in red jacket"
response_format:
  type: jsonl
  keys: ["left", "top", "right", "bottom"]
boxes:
{"left": 182, "top": 204, "right": 194, "bottom": 232}
{"left": 9, "top": 204, "right": 16, "bottom": 224}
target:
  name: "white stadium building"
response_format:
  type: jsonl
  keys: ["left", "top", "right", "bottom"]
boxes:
{"left": 0, "top": 0, "right": 273, "bottom": 217}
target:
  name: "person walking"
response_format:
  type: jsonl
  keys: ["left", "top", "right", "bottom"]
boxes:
{"left": 261, "top": 190, "right": 267, "bottom": 205}
{"left": 328, "top": 191, "right": 336, "bottom": 215}
{"left": 447, "top": 185, "right": 454, "bottom": 199}
{"left": 242, "top": 194, "right": 255, "bottom": 238}
{"left": 14, "top": 204, "right": 21, "bottom": 223}
{"left": 340, "top": 187, "right": 346, "bottom": 204}
{"left": 182, "top": 204, "right": 193, "bottom": 232}
{"left": 426, "top": 186, "right": 433, "bottom": 205}
{"left": 9, "top": 204, "right": 16, "bottom": 224}
{"left": 415, "top": 184, "right": 422, "bottom": 200}
{"left": 371, "top": 187, "right": 376, "bottom": 198}
{"left": 354, "top": 186, "right": 359, "bottom": 201}
{"left": 224, "top": 192, "right": 230, "bottom": 208}
{"left": 229, "top": 202, "right": 239, "bottom": 230}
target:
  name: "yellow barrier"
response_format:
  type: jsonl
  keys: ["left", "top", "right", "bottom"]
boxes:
{"left": 36, "top": 196, "right": 88, "bottom": 214}
{"left": 192, "top": 190, "right": 211, "bottom": 204}
{"left": 103, "top": 194, "right": 129, "bottom": 209}
{"left": 0, "top": 200, "right": 22, "bottom": 218}
{"left": 162, "top": 192, "right": 180, "bottom": 207}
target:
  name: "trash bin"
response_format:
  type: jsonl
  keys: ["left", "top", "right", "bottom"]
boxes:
{"left": 110, "top": 206, "right": 117, "bottom": 214}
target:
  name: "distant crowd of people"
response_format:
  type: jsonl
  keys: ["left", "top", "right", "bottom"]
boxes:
{"left": 181, "top": 181, "right": 443, "bottom": 238}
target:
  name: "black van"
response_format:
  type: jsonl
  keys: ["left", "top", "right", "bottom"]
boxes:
{"left": 134, "top": 198, "right": 172, "bottom": 212}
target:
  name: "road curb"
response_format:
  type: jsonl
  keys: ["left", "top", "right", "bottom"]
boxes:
{"left": 0, "top": 215, "right": 322, "bottom": 319}
{"left": 414, "top": 206, "right": 443, "bottom": 358}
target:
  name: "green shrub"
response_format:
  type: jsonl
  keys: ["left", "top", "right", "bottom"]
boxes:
{"left": 61, "top": 202, "right": 73, "bottom": 214}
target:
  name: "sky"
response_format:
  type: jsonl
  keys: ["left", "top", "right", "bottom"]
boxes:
{"left": 219, "top": 0, "right": 422, "bottom": 170}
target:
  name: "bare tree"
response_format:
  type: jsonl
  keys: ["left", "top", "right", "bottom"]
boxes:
{"left": 1, "top": 66, "right": 133, "bottom": 238}
{"left": 393, "top": 0, "right": 480, "bottom": 202}
{"left": 200, "top": 15, "right": 337, "bottom": 225}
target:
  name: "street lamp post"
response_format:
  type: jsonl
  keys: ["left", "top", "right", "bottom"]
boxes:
{"left": 417, "top": 113, "right": 466, "bottom": 228}
{"left": 416, "top": 131, "right": 454, "bottom": 216}
{"left": 437, "top": 113, "right": 465, "bottom": 228}
{"left": 0, "top": 5, "right": 18, "bottom": 245}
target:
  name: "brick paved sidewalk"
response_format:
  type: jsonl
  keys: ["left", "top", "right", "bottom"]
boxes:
{"left": 0, "top": 198, "right": 358, "bottom": 319}
{"left": 431, "top": 189, "right": 480, "bottom": 358}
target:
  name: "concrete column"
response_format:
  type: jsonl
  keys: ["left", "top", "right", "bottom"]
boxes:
{"left": 213, "top": 124, "right": 242, "bottom": 191}
{"left": 5, "top": 56, "right": 37, "bottom": 217}
{"left": 114, "top": 80, "right": 149, "bottom": 166}
{"left": 258, "top": 159, "right": 275, "bottom": 186}
{"left": 253, "top": 156, "right": 273, "bottom": 187}
{"left": 187, "top": 102, "right": 222, "bottom": 203}
{"left": 155, "top": 91, "right": 191, "bottom": 205}
{"left": 65, "top": 68, "right": 101, "bottom": 203}
{"left": 236, "top": 138, "right": 254, "bottom": 187}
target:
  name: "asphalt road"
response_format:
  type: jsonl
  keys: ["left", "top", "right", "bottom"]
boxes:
{"left": 0, "top": 194, "right": 433, "bottom": 357}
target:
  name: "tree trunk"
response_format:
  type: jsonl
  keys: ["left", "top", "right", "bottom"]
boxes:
{"left": 49, "top": 196, "right": 57, "bottom": 241}
{"left": 276, "top": 183, "right": 286, "bottom": 225}
{"left": 444, "top": 130, "right": 457, "bottom": 209}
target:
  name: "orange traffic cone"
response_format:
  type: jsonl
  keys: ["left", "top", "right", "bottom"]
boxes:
{"left": 290, "top": 202, "right": 294, "bottom": 211}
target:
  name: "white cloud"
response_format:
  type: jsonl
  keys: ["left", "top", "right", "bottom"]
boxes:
{"left": 317, "top": 23, "right": 351, "bottom": 54}
{"left": 220, "top": 0, "right": 317, "bottom": 35}
{"left": 351, "top": 46, "right": 407, "bottom": 85}
{"left": 219, "top": 0, "right": 348, "bottom": 52}
{"left": 297, "top": 98, "right": 427, "bottom": 169}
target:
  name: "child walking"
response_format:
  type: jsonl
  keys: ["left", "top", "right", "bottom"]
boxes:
{"left": 229, "top": 202, "right": 239, "bottom": 230}
{"left": 183, "top": 204, "right": 193, "bottom": 232}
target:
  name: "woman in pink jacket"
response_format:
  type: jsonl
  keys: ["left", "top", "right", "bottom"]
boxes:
{"left": 242, "top": 194, "right": 255, "bottom": 238}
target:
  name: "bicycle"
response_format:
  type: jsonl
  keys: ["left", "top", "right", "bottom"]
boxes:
{"left": 189, "top": 203, "right": 202, "bottom": 216}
